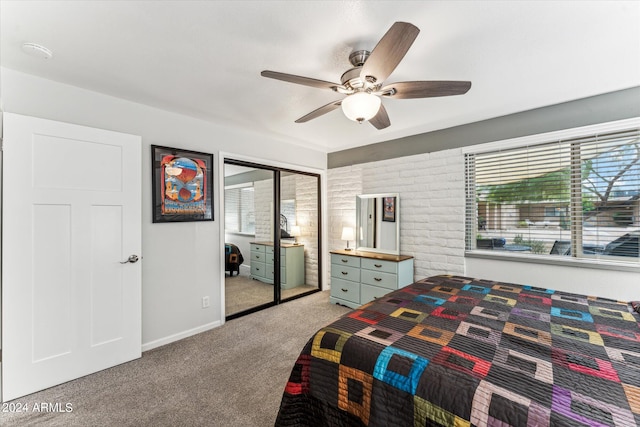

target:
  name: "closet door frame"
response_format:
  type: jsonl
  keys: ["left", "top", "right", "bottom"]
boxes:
{"left": 222, "top": 157, "right": 322, "bottom": 321}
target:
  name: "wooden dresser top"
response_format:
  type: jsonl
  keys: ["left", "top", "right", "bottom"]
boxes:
{"left": 330, "top": 249, "right": 413, "bottom": 262}
{"left": 252, "top": 241, "right": 303, "bottom": 248}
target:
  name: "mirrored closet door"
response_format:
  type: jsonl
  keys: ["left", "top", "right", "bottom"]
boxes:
{"left": 279, "top": 171, "right": 320, "bottom": 301}
{"left": 224, "top": 160, "right": 321, "bottom": 320}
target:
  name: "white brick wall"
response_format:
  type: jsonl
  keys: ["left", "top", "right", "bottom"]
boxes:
{"left": 294, "top": 174, "right": 319, "bottom": 287}
{"left": 327, "top": 164, "right": 363, "bottom": 252}
{"left": 327, "top": 148, "right": 466, "bottom": 285}
{"left": 254, "top": 178, "right": 273, "bottom": 241}
{"left": 281, "top": 175, "right": 296, "bottom": 224}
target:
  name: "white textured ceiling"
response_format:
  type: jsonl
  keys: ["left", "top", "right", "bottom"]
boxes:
{"left": 1, "top": 1, "right": 639, "bottom": 153}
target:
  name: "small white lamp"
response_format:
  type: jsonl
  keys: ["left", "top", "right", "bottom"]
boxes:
{"left": 341, "top": 226, "right": 355, "bottom": 251}
{"left": 290, "top": 225, "right": 301, "bottom": 245}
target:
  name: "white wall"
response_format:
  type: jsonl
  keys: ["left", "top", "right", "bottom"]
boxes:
{"left": 327, "top": 148, "right": 639, "bottom": 301}
{"left": 465, "top": 257, "right": 638, "bottom": 302}
{"left": 0, "top": 67, "right": 327, "bottom": 350}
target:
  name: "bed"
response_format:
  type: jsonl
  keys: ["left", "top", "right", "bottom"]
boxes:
{"left": 275, "top": 275, "right": 640, "bottom": 426}
{"left": 225, "top": 243, "right": 244, "bottom": 276}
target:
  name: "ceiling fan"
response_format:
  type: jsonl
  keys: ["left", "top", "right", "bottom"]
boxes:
{"left": 261, "top": 22, "right": 471, "bottom": 130}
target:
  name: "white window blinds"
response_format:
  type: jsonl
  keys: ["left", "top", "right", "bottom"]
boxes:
{"left": 465, "top": 128, "right": 640, "bottom": 262}
{"left": 224, "top": 184, "right": 255, "bottom": 233}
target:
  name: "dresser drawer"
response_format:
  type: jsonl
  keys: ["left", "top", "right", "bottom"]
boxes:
{"left": 331, "top": 264, "right": 360, "bottom": 283}
{"left": 361, "top": 284, "right": 392, "bottom": 303}
{"left": 265, "top": 265, "right": 273, "bottom": 281}
{"left": 265, "top": 253, "right": 276, "bottom": 265}
{"left": 251, "top": 262, "right": 266, "bottom": 278}
{"left": 330, "top": 277, "right": 360, "bottom": 304}
{"left": 361, "top": 258, "right": 398, "bottom": 274}
{"left": 250, "top": 243, "right": 266, "bottom": 253}
{"left": 331, "top": 254, "right": 361, "bottom": 268}
{"left": 361, "top": 269, "right": 398, "bottom": 290}
{"left": 251, "top": 252, "right": 266, "bottom": 263}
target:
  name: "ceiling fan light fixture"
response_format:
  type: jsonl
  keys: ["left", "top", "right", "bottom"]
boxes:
{"left": 341, "top": 92, "right": 381, "bottom": 123}
{"left": 261, "top": 22, "right": 470, "bottom": 130}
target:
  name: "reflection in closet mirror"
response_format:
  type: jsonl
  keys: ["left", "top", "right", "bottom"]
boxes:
{"left": 356, "top": 193, "right": 400, "bottom": 255}
{"left": 280, "top": 199, "right": 295, "bottom": 237}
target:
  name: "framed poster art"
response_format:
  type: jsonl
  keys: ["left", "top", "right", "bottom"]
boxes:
{"left": 382, "top": 196, "right": 396, "bottom": 222}
{"left": 151, "top": 145, "right": 213, "bottom": 223}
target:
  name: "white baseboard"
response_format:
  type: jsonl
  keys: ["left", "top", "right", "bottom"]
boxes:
{"left": 141, "top": 320, "right": 222, "bottom": 352}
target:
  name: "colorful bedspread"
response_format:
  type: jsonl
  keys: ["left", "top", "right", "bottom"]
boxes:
{"left": 275, "top": 275, "right": 640, "bottom": 426}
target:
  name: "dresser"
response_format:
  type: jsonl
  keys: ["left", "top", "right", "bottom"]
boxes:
{"left": 330, "top": 249, "right": 414, "bottom": 308}
{"left": 250, "top": 242, "right": 305, "bottom": 289}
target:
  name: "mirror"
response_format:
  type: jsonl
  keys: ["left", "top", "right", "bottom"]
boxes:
{"left": 356, "top": 193, "right": 400, "bottom": 255}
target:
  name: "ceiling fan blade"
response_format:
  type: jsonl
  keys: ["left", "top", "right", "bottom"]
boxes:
{"left": 295, "top": 100, "right": 342, "bottom": 123}
{"left": 381, "top": 81, "right": 472, "bottom": 99}
{"left": 369, "top": 103, "right": 390, "bottom": 130}
{"left": 261, "top": 70, "right": 343, "bottom": 91}
{"left": 360, "top": 22, "right": 420, "bottom": 85}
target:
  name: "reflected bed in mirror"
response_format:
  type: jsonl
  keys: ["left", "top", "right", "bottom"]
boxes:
{"left": 356, "top": 193, "right": 400, "bottom": 255}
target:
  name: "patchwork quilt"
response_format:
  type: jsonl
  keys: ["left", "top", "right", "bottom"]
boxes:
{"left": 275, "top": 275, "right": 640, "bottom": 426}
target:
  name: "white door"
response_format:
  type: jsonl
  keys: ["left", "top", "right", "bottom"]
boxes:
{"left": 1, "top": 113, "right": 142, "bottom": 401}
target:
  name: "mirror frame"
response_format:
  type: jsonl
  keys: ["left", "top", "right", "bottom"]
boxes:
{"left": 356, "top": 193, "right": 400, "bottom": 255}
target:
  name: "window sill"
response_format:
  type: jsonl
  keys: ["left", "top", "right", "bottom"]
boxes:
{"left": 465, "top": 250, "right": 640, "bottom": 273}
{"left": 225, "top": 231, "right": 255, "bottom": 237}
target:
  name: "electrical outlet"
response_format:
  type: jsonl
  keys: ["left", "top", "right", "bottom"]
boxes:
{"left": 202, "top": 296, "right": 210, "bottom": 308}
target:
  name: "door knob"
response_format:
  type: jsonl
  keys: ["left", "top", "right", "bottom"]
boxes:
{"left": 120, "top": 255, "right": 140, "bottom": 264}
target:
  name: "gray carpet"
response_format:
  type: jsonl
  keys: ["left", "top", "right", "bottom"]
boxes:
{"left": 0, "top": 291, "right": 350, "bottom": 427}
{"left": 225, "top": 273, "right": 317, "bottom": 316}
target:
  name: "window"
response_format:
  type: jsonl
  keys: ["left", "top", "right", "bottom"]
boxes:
{"left": 225, "top": 183, "right": 255, "bottom": 234}
{"left": 465, "top": 127, "right": 640, "bottom": 263}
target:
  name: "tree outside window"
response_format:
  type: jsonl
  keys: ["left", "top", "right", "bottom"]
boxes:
{"left": 468, "top": 130, "right": 639, "bottom": 260}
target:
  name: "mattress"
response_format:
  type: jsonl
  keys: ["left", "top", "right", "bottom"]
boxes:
{"left": 275, "top": 275, "right": 640, "bottom": 426}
